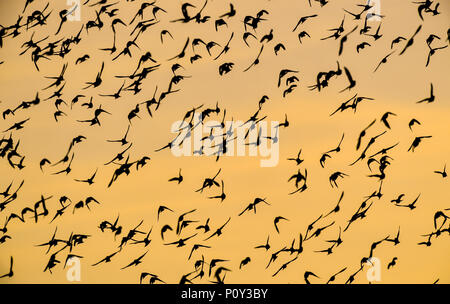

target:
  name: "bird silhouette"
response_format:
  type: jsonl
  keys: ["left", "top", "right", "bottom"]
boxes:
{"left": 0, "top": 256, "right": 13, "bottom": 278}
{"left": 0, "top": 0, "right": 447, "bottom": 285}
{"left": 417, "top": 83, "right": 435, "bottom": 103}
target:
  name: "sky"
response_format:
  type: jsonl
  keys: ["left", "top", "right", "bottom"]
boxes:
{"left": 0, "top": 0, "right": 449, "bottom": 284}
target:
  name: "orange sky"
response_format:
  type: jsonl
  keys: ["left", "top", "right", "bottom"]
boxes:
{"left": 0, "top": 0, "right": 449, "bottom": 284}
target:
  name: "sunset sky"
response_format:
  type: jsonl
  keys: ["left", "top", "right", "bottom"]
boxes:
{"left": 0, "top": 0, "right": 449, "bottom": 283}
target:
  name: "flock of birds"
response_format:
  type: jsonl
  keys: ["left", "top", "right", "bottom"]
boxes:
{"left": 0, "top": 0, "right": 449, "bottom": 283}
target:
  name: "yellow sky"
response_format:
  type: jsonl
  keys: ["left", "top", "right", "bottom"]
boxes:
{"left": 0, "top": 0, "right": 449, "bottom": 284}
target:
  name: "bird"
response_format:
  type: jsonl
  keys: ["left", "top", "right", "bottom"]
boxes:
{"left": 417, "top": 83, "right": 435, "bottom": 103}
{"left": 425, "top": 45, "right": 448, "bottom": 67}
{"left": 160, "top": 225, "right": 173, "bottom": 241}
{"left": 374, "top": 51, "right": 395, "bottom": 72}
{"left": 0, "top": 256, "right": 13, "bottom": 278}
{"left": 434, "top": 165, "right": 447, "bottom": 178}
{"left": 272, "top": 256, "right": 298, "bottom": 277}
{"left": 283, "top": 84, "right": 297, "bottom": 98}
{"left": 306, "top": 221, "right": 335, "bottom": 240}
{"left": 288, "top": 169, "right": 307, "bottom": 189}
{"left": 220, "top": 3, "right": 236, "bottom": 19}
{"left": 260, "top": 29, "right": 273, "bottom": 44}
{"left": 215, "top": 19, "right": 228, "bottom": 32}
{"left": 397, "top": 194, "right": 421, "bottom": 210}
{"left": 196, "top": 169, "right": 221, "bottom": 193}
{"left": 239, "top": 257, "right": 251, "bottom": 269}
{"left": 338, "top": 26, "right": 358, "bottom": 56}
{"left": 243, "top": 45, "right": 264, "bottom": 72}
{"left": 219, "top": 62, "right": 234, "bottom": 75}
{"left": 381, "top": 112, "right": 396, "bottom": 129}
{"left": 320, "top": 153, "right": 331, "bottom": 168}
{"left": 297, "top": 31, "right": 311, "bottom": 44}
{"left": 208, "top": 180, "right": 226, "bottom": 202}
{"left": 391, "top": 36, "right": 406, "bottom": 49}
{"left": 325, "top": 192, "right": 345, "bottom": 217}
{"left": 168, "top": 168, "right": 183, "bottom": 184}
{"left": 214, "top": 32, "right": 234, "bottom": 60}
{"left": 274, "top": 216, "right": 288, "bottom": 233}
{"left": 399, "top": 25, "right": 422, "bottom": 55}
{"left": 274, "top": 43, "right": 286, "bottom": 55}
{"left": 83, "top": 62, "right": 105, "bottom": 89}
{"left": 91, "top": 250, "right": 121, "bottom": 267}
{"left": 196, "top": 218, "right": 211, "bottom": 234}
{"left": 74, "top": 169, "right": 97, "bottom": 185}
{"left": 204, "top": 218, "right": 231, "bottom": 241}
{"left": 278, "top": 69, "right": 298, "bottom": 87}
{"left": 304, "top": 271, "right": 320, "bottom": 284}
{"left": 292, "top": 14, "right": 318, "bottom": 32}
{"left": 425, "top": 34, "right": 440, "bottom": 47}
{"left": 75, "top": 54, "right": 90, "bottom": 64}
{"left": 408, "top": 136, "right": 432, "bottom": 152}
{"left": 39, "top": 158, "right": 51, "bottom": 171}
{"left": 356, "top": 42, "right": 371, "bottom": 53}
{"left": 386, "top": 227, "right": 401, "bottom": 245}
{"left": 356, "top": 119, "right": 376, "bottom": 150}
{"left": 255, "top": 235, "right": 271, "bottom": 251}
{"left": 340, "top": 67, "right": 356, "bottom": 92}
{"left": 326, "top": 267, "right": 347, "bottom": 284}
{"left": 287, "top": 148, "right": 304, "bottom": 165}
{"left": 121, "top": 251, "right": 148, "bottom": 270}
{"left": 326, "top": 133, "right": 345, "bottom": 154}
{"left": 64, "top": 254, "right": 83, "bottom": 269}
{"left": 408, "top": 118, "right": 421, "bottom": 130}
{"left": 3, "top": 118, "right": 30, "bottom": 132}
{"left": 243, "top": 32, "right": 257, "bottom": 47}
{"left": 387, "top": 257, "right": 398, "bottom": 269}
{"left": 329, "top": 172, "right": 348, "bottom": 188}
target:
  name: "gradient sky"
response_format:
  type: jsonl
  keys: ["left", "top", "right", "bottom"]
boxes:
{"left": 0, "top": 0, "right": 449, "bottom": 284}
